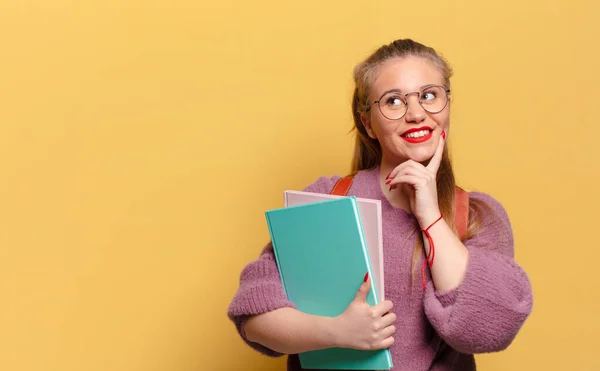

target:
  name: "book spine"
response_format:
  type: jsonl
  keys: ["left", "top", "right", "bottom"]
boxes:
{"left": 264, "top": 212, "right": 290, "bottom": 298}
{"left": 349, "top": 197, "right": 379, "bottom": 306}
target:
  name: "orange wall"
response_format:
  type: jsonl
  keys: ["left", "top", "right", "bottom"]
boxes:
{"left": 1, "top": 1, "right": 598, "bottom": 370}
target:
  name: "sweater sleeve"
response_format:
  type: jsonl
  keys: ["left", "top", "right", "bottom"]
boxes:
{"left": 423, "top": 192, "right": 533, "bottom": 354}
{"left": 226, "top": 175, "right": 339, "bottom": 356}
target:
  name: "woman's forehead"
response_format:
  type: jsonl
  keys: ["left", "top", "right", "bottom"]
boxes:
{"left": 371, "top": 57, "right": 445, "bottom": 94}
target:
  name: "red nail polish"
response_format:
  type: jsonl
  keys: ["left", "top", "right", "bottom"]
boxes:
{"left": 389, "top": 185, "right": 393, "bottom": 192}
{"left": 386, "top": 173, "right": 391, "bottom": 179}
{"left": 442, "top": 130, "right": 446, "bottom": 139}
{"left": 385, "top": 180, "right": 391, "bottom": 185}
{"left": 364, "top": 272, "right": 369, "bottom": 282}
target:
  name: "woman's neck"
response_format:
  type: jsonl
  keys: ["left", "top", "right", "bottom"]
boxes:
{"left": 379, "top": 157, "right": 412, "bottom": 212}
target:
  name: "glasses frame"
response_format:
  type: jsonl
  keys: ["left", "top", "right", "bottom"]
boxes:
{"left": 365, "top": 84, "right": 451, "bottom": 120}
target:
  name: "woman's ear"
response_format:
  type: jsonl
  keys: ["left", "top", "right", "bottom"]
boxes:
{"left": 361, "top": 113, "right": 377, "bottom": 139}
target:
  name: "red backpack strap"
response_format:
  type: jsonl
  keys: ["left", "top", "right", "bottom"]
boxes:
{"left": 330, "top": 175, "right": 355, "bottom": 196}
{"left": 454, "top": 186, "right": 469, "bottom": 240}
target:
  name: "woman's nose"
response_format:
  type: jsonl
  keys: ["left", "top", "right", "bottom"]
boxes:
{"left": 404, "top": 94, "right": 426, "bottom": 123}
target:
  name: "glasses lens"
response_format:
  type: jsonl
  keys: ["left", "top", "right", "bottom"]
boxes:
{"left": 379, "top": 92, "right": 407, "bottom": 120}
{"left": 420, "top": 86, "right": 448, "bottom": 113}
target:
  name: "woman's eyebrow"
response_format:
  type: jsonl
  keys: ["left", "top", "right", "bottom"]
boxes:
{"left": 378, "top": 84, "right": 439, "bottom": 97}
{"left": 378, "top": 88, "right": 403, "bottom": 97}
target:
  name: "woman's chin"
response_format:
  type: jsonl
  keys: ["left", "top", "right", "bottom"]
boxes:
{"left": 384, "top": 148, "right": 436, "bottom": 165}
{"left": 407, "top": 151, "right": 435, "bottom": 164}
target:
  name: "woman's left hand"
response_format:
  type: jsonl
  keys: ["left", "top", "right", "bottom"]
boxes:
{"left": 386, "top": 132, "right": 445, "bottom": 228}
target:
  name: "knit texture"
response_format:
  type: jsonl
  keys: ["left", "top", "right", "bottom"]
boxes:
{"left": 227, "top": 166, "right": 533, "bottom": 370}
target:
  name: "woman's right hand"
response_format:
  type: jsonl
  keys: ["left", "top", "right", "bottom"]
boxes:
{"left": 332, "top": 274, "right": 396, "bottom": 350}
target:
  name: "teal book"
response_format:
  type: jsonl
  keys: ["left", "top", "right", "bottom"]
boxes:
{"left": 264, "top": 196, "right": 393, "bottom": 370}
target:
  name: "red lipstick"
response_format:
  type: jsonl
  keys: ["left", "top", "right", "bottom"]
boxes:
{"left": 401, "top": 126, "right": 433, "bottom": 144}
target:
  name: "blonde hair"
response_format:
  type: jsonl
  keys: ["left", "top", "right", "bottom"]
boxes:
{"left": 349, "top": 39, "right": 488, "bottom": 287}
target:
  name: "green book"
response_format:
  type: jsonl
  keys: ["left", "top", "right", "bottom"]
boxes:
{"left": 265, "top": 196, "right": 393, "bottom": 370}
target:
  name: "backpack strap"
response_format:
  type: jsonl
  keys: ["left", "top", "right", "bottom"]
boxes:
{"left": 330, "top": 175, "right": 354, "bottom": 196}
{"left": 331, "top": 175, "right": 469, "bottom": 240}
{"left": 454, "top": 186, "right": 470, "bottom": 240}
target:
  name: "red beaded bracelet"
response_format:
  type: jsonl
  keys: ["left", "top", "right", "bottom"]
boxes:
{"left": 421, "top": 213, "right": 443, "bottom": 290}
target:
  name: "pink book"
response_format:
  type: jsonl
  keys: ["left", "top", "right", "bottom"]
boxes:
{"left": 284, "top": 190, "right": 385, "bottom": 301}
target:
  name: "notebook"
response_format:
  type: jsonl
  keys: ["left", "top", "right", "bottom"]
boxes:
{"left": 284, "top": 190, "right": 385, "bottom": 302}
{"left": 265, "top": 197, "right": 393, "bottom": 370}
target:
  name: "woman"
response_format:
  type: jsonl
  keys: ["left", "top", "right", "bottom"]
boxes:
{"left": 227, "top": 39, "right": 533, "bottom": 370}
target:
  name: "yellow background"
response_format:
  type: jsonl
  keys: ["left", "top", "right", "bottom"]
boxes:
{"left": 1, "top": 0, "right": 598, "bottom": 370}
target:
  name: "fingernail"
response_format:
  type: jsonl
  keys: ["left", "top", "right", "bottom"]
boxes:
{"left": 385, "top": 180, "right": 391, "bottom": 185}
{"left": 442, "top": 130, "right": 446, "bottom": 139}
{"left": 364, "top": 272, "right": 369, "bottom": 282}
{"left": 386, "top": 173, "right": 391, "bottom": 179}
{"left": 389, "top": 185, "right": 394, "bottom": 192}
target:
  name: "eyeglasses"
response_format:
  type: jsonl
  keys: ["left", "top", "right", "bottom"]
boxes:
{"left": 365, "top": 84, "right": 451, "bottom": 120}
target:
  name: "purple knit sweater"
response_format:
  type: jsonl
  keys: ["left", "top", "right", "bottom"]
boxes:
{"left": 227, "top": 166, "right": 533, "bottom": 370}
